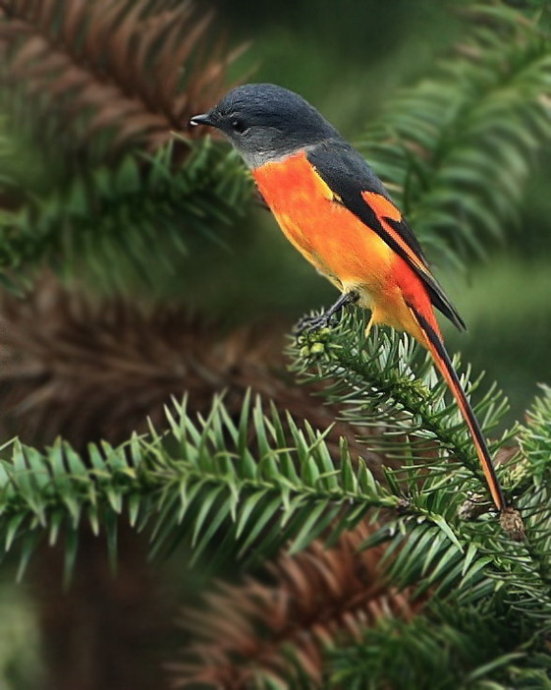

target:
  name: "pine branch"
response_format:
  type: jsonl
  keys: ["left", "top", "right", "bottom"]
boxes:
{"left": 170, "top": 386, "right": 551, "bottom": 689}
{"left": 0, "top": 1, "right": 252, "bottom": 288}
{"left": 289, "top": 313, "right": 551, "bottom": 620}
{"left": 0, "top": 367, "right": 548, "bottom": 686}
{"left": 359, "top": 1, "right": 551, "bottom": 272}
{"left": 290, "top": 311, "right": 512, "bottom": 511}
{"left": 329, "top": 601, "right": 550, "bottom": 690}
{"left": 0, "top": 277, "right": 386, "bottom": 483}
{"left": 0, "top": 137, "right": 252, "bottom": 291}
{"left": 0, "top": 394, "right": 397, "bottom": 582}
{"left": 374, "top": 390, "right": 551, "bottom": 630}
{"left": 0, "top": 0, "right": 240, "bottom": 160}
{"left": 172, "top": 523, "right": 418, "bottom": 689}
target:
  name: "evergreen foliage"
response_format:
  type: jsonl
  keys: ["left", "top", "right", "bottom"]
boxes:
{"left": 0, "top": 0, "right": 549, "bottom": 688}
{"left": 0, "top": 340, "right": 550, "bottom": 687}
{"left": 360, "top": 2, "right": 551, "bottom": 271}
{"left": 0, "top": 0, "right": 251, "bottom": 291}
{"left": 172, "top": 376, "right": 551, "bottom": 688}
{"left": 0, "top": 138, "right": 251, "bottom": 292}
{"left": 291, "top": 315, "right": 511, "bottom": 492}
{"left": 0, "top": 393, "right": 395, "bottom": 580}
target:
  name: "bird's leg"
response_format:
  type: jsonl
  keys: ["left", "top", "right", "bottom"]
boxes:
{"left": 295, "top": 290, "right": 359, "bottom": 333}
{"left": 364, "top": 313, "right": 375, "bottom": 339}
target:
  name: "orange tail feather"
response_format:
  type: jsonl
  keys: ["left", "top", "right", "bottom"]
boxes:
{"left": 408, "top": 305, "right": 506, "bottom": 512}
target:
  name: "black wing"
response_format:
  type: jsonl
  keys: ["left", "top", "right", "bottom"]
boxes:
{"left": 308, "top": 139, "right": 466, "bottom": 331}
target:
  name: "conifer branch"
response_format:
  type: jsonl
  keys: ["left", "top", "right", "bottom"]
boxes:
{"left": 290, "top": 311, "right": 512, "bottom": 509}
{"left": 359, "top": 2, "right": 551, "bottom": 271}
{"left": 0, "top": 394, "right": 396, "bottom": 581}
{"left": 0, "top": 138, "right": 252, "bottom": 290}
{"left": 0, "top": 349, "right": 548, "bottom": 689}
{"left": 172, "top": 523, "right": 418, "bottom": 689}
{"left": 289, "top": 314, "right": 551, "bottom": 619}
{"left": 0, "top": 0, "right": 239, "bottom": 155}
{"left": 0, "top": 1, "right": 252, "bottom": 287}
{"left": 172, "top": 386, "right": 551, "bottom": 690}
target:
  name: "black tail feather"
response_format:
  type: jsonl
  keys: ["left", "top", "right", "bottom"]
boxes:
{"left": 408, "top": 305, "right": 506, "bottom": 512}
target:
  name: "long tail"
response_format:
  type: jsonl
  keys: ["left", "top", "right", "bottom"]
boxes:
{"left": 408, "top": 305, "right": 506, "bottom": 512}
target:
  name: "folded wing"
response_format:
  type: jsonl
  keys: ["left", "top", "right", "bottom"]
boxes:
{"left": 308, "top": 140, "right": 466, "bottom": 331}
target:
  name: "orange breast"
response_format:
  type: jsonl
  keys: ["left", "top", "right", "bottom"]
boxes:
{"left": 252, "top": 151, "right": 396, "bottom": 295}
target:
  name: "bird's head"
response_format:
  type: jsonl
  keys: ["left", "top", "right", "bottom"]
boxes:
{"left": 190, "top": 83, "right": 339, "bottom": 168}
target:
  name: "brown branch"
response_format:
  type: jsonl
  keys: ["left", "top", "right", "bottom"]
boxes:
{"left": 170, "top": 523, "right": 421, "bottom": 689}
{"left": 0, "top": 276, "right": 387, "bottom": 481}
{"left": 0, "top": 0, "right": 243, "bottom": 155}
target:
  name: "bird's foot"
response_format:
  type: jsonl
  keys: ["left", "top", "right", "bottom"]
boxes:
{"left": 294, "top": 291, "right": 360, "bottom": 334}
{"left": 294, "top": 311, "right": 336, "bottom": 334}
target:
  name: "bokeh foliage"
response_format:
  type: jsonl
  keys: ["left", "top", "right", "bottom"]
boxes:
{"left": 0, "top": 0, "right": 549, "bottom": 689}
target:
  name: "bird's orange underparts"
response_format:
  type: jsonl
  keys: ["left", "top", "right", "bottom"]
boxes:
{"left": 253, "top": 151, "right": 506, "bottom": 512}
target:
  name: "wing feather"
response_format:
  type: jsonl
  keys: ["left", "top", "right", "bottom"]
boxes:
{"left": 308, "top": 140, "right": 466, "bottom": 331}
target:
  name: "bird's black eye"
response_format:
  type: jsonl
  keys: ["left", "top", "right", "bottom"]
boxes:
{"left": 230, "top": 118, "right": 247, "bottom": 134}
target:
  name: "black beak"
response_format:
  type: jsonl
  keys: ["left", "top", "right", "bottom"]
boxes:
{"left": 189, "top": 113, "right": 215, "bottom": 127}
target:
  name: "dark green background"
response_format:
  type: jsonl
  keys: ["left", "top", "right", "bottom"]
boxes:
{"left": 205, "top": 0, "right": 551, "bottom": 425}
{"left": 0, "top": 1, "right": 550, "bottom": 687}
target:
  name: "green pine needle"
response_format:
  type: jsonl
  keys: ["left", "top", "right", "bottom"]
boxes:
{"left": 358, "top": 2, "right": 551, "bottom": 272}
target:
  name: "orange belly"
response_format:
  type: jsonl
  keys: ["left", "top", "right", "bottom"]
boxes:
{"left": 253, "top": 151, "right": 396, "bottom": 300}
{"left": 253, "top": 150, "right": 438, "bottom": 341}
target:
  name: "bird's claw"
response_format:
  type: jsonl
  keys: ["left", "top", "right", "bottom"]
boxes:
{"left": 294, "top": 292, "right": 359, "bottom": 335}
{"left": 294, "top": 312, "right": 335, "bottom": 334}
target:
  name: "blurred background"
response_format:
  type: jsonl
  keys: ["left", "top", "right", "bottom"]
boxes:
{"left": 0, "top": 0, "right": 549, "bottom": 688}
{"left": 213, "top": 0, "right": 551, "bottom": 425}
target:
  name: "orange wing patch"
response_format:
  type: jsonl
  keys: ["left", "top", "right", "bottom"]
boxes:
{"left": 361, "top": 191, "right": 402, "bottom": 222}
{"left": 361, "top": 191, "right": 431, "bottom": 277}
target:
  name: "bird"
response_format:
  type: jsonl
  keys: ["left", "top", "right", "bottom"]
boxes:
{"left": 190, "top": 82, "right": 506, "bottom": 513}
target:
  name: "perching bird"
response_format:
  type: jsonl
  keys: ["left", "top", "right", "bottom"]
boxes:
{"left": 190, "top": 83, "right": 506, "bottom": 513}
